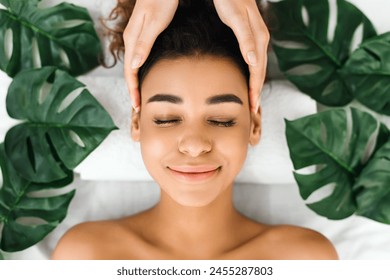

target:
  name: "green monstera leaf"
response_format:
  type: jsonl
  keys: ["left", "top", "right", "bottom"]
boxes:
{"left": 269, "top": 0, "right": 377, "bottom": 106}
{"left": 0, "top": 0, "right": 101, "bottom": 77}
{"left": 0, "top": 143, "right": 75, "bottom": 252}
{"left": 341, "top": 32, "right": 390, "bottom": 116}
{"left": 285, "top": 107, "right": 390, "bottom": 220}
{"left": 354, "top": 138, "right": 390, "bottom": 224}
{"left": 5, "top": 67, "right": 117, "bottom": 183}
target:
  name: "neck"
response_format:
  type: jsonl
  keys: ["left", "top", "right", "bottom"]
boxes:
{"left": 148, "top": 184, "right": 244, "bottom": 258}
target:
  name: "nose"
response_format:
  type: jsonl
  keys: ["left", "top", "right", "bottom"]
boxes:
{"left": 178, "top": 130, "right": 212, "bottom": 157}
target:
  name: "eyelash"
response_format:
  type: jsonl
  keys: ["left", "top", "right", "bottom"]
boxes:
{"left": 153, "top": 119, "right": 236, "bottom": 127}
{"left": 208, "top": 120, "right": 236, "bottom": 127}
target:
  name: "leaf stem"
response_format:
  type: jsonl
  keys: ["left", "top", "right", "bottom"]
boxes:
{"left": 3, "top": 11, "right": 60, "bottom": 46}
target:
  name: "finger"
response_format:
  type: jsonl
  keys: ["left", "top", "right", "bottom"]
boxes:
{"left": 248, "top": 51, "right": 268, "bottom": 113}
{"left": 227, "top": 15, "right": 258, "bottom": 67}
{"left": 131, "top": 18, "right": 168, "bottom": 69}
{"left": 229, "top": 20, "right": 264, "bottom": 111}
{"left": 248, "top": 8, "right": 270, "bottom": 112}
{"left": 124, "top": 3, "right": 176, "bottom": 71}
{"left": 248, "top": 65, "right": 262, "bottom": 113}
{"left": 123, "top": 13, "right": 145, "bottom": 110}
{"left": 248, "top": 46, "right": 268, "bottom": 112}
{"left": 247, "top": 4, "right": 270, "bottom": 56}
{"left": 124, "top": 50, "right": 141, "bottom": 110}
{"left": 125, "top": 22, "right": 166, "bottom": 110}
{"left": 124, "top": 16, "right": 163, "bottom": 108}
{"left": 126, "top": 68, "right": 141, "bottom": 112}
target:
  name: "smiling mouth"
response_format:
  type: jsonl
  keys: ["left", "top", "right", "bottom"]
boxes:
{"left": 167, "top": 166, "right": 221, "bottom": 182}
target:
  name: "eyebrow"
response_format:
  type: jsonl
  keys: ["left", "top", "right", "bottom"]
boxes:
{"left": 146, "top": 93, "right": 243, "bottom": 105}
{"left": 206, "top": 94, "right": 243, "bottom": 105}
{"left": 147, "top": 94, "right": 183, "bottom": 104}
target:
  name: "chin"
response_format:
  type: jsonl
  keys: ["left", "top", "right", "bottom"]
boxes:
{"left": 170, "top": 192, "right": 220, "bottom": 208}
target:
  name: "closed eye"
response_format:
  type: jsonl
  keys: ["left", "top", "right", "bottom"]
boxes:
{"left": 153, "top": 119, "right": 236, "bottom": 128}
{"left": 208, "top": 120, "right": 236, "bottom": 127}
{"left": 153, "top": 119, "right": 181, "bottom": 127}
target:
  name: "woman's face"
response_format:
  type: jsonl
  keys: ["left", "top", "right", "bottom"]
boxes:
{"left": 132, "top": 56, "right": 261, "bottom": 207}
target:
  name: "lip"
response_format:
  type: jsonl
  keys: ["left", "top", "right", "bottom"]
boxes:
{"left": 167, "top": 165, "right": 221, "bottom": 182}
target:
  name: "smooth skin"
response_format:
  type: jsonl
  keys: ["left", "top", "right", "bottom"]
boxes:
{"left": 123, "top": 0, "right": 269, "bottom": 113}
{"left": 52, "top": 56, "right": 338, "bottom": 260}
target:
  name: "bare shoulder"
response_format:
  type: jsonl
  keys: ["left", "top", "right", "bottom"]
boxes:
{"left": 51, "top": 221, "right": 109, "bottom": 260}
{"left": 51, "top": 220, "right": 133, "bottom": 260}
{"left": 258, "top": 225, "right": 338, "bottom": 260}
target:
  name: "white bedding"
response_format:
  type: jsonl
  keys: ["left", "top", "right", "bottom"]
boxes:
{"left": 1, "top": 0, "right": 390, "bottom": 260}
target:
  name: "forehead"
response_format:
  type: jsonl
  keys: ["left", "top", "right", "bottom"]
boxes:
{"left": 140, "top": 56, "right": 249, "bottom": 104}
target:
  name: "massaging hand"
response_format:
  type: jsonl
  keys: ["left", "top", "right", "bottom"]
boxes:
{"left": 213, "top": 0, "right": 269, "bottom": 112}
{"left": 123, "top": 0, "right": 269, "bottom": 112}
{"left": 123, "top": 0, "right": 179, "bottom": 112}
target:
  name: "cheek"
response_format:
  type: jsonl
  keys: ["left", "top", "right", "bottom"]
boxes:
{"left": 213, "top": 123, "right": 251, "bottom": 169}
{"left": 138, "top": 122, "right": 170, "bottom": 165}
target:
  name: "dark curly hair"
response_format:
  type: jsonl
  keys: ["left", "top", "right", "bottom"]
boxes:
{"left": 105, "top": 0, "right": 267, "bottom": 88}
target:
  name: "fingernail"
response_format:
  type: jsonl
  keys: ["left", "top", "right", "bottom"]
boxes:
{"left": 253, "top": 98, "right": 260, "bottom": 113}
{"left": 131, "top": 55, "right": 142, "bottom": 69}
{"left": 247, "top": 51, "right": 257, "bottom": 66}
{"left": 256, "top": 99, "right": 260, "bottom": 112}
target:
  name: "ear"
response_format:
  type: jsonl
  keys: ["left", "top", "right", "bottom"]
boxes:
{"left": 249, "top": 105, "right": 261, "bottom": 146}
{"left": 131, "top": 108, "right": 141, "bottom": 142}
